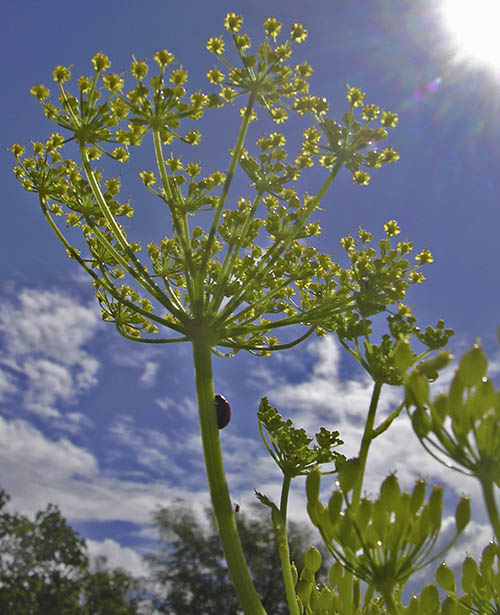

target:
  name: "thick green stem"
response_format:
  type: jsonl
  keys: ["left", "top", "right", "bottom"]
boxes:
{"left": 191, "top": 331, "right": 266, "bottom": 615}
{"left": 381, "top": 588, "right": 399, "bottom": 615}
{"left": 352, "top": 381, "right": 383, "bottom": 508}
{"left": 275, "top": 475, "right": 300, "bottom": 615}
{"left": 479, "top": 477, "right": 500, "bottom": 543}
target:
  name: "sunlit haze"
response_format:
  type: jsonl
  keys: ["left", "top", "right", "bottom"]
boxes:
{"left": 441, "top": 0, "right": 500, "bottom": 72}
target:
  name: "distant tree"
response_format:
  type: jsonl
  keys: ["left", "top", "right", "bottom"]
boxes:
{"left": 82, "top": 556, "right": 141, "bottom": 615}
{"left": 145, "top": 500, "right": 330, "bottom": 615}
{"left": 0, "top": 488, "right": 140, "bottom": 615}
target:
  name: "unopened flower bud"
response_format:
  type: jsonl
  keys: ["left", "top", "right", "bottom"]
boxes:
{"left": 429, "top": 486, "right": 443, "bottom": 530}
{"left": 380, "top": 473, "right": 400, "bottom": 511}
{"left": 441, "top": 596, "right": 458, "bottom": 615}
{"left": 481, "top": 542, "right": 498, "bottom": 569}
{"left": 458, "top": 345, "right": 487, "bottom": 387}
{"left": 411, "top": 408, "right": 432, "bottom": 439}
{"left": 338, "top": 457, "right": 361, "bottom": 493}
{"left": 461, "top": 556, "right": 478, "bottom": 593}
{"left": 296, "top": 579, "right": 313, "bottom": 606}
{"left": 304, "top": 546, "right": 322, "bottom": 573}
{"left": 436, "top": 562, "right": 455, "bottom": 592}
{"left": 319, "top": 587, "right": 333, "bottom": 610}
{"left": 418, "top": 351, "right": 453, "bottom": 379}
{"left": 420, "top": 584, "right": 439, "bottom": 613}
{"left": 328, "top": 490, "right": 343, "bottom": 526}
{"left": 455, "top": 496, "right": 470, "bottom": 533}
{"left": 306, "top": 468, "right": 321, "bottom": 503}
{"left": 329, "top": 561, "right": 343, "bottom": 589}
{"left": 406, "top": 370, "right": 430, "bottom": 407}
{"left": 410, "top": 479, "right": 427, "bottom": 514}
{"left": 407, "top": 595, "right": 419, "bottom": 615}
{"left": 393, "top": 339, "right": 413, "bottom": 374}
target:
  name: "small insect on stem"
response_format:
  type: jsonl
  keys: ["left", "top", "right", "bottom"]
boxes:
{"left": 214, "top": 394, "right": 231, "bottom": 429}
{"left": 234, "top": 503, "right": 240, "bottom": 513}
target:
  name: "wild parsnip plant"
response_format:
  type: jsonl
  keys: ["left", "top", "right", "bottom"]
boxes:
{"left": 10, "top": 12, "right": 499, "bottom": 615}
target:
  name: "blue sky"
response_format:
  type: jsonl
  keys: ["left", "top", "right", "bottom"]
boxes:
{"left": 2, "top": 0, "right": 500, "bottom": 596}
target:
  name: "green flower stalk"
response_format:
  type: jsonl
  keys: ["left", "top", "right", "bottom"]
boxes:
{"left": 11, "top": 13, "right": 403, "bottom": 614}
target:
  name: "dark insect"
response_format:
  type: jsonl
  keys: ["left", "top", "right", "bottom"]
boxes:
{"left": 214, "top": 394, "right": 231, "bottom": 429}
{"left": 234, "top": 503, "right": 240, "bottom": 513}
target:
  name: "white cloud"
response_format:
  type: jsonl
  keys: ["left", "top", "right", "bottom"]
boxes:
{"left": 140, "top": 361, "right": 159, "bottom": 387}
{"left": 0, "top": 288, "right": 101, "bottom": 420}
{"left": 86, "top": 538, "right": 149, "bottom": 578}
{"left": 0, "top": 369, "right": 16, "bottom": 402}
{"left": 0, "top": 413, "right": 208, "bottom": 525}
{"left": 0, "top": 415, "right": 98, "bottom": 512}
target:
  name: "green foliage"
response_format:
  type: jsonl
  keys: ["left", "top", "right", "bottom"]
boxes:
{"left": 258, "top": 397, "right": 345, "bottom": 479}
{"left": 0, "top": 489, "right": 140, "bottom": 615}
{"left": 144, "top": 500, "right": 329, "bottom": 615}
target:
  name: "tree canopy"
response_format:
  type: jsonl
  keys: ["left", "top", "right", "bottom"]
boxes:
{"left": 0, "top": 488, "right": 140, "bottom": 615}
{"left": 145, "top": 500, "right": 330, "bottom": 615}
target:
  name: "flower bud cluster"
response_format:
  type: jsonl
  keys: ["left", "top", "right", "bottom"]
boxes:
{"left": 206, "top": 14, "right": 310, "bottom": 123}
{"left": 257, "top": 397, "right": 344, "bottom": 478}
{"left": 406, "top": 344, "right": 500, "bottom": 490}
{"left": 306, "top": 470, "right": 470, "bottom": 598}
{"left": 296, "top": 85, "right": 400, "bottom": 186}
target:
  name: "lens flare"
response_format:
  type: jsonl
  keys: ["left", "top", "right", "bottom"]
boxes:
{"left": 440, "top": 0, "right": 500, "bottom": 73}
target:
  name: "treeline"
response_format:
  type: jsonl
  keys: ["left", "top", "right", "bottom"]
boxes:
{"left": 0, "top": 489, "right": 326, "bottom": 614}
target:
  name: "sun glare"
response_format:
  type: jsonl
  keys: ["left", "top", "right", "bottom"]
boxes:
{"left": 440, "top": 0, "right": 500, "bottom": 72}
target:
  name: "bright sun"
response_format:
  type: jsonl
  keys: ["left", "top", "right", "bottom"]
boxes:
{"left": 440, "top": 0, "right": 500, "bottom": 72}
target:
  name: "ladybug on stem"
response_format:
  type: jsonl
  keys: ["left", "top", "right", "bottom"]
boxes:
{"left": 214, "top": 394, "right": 231, "bottom": 429}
